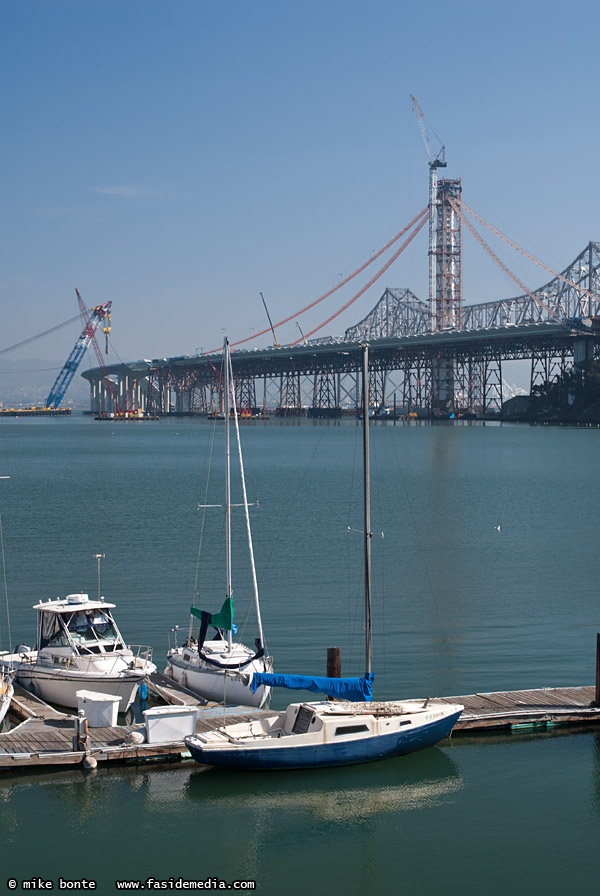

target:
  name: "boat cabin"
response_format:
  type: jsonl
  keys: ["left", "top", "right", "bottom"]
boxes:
{"left": 282, "top": 703, "right": 373, "bottom": 739}
{"left": 34, "top": 594, "right": 126, "bottom": 655}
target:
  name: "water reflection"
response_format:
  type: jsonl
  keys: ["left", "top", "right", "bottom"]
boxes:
{"left": 592, "top": 732, "right": 600, "bottom": 815}
{"left": 185, "top": 748, "right": 462, "bottom": 821}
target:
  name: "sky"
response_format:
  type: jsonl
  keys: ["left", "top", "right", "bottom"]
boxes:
{"left": 1, "top": 0, "right": 599, "bottom": 376}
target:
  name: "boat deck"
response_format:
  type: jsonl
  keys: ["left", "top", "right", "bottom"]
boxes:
{"left": 1, "top": 683, "right": 599, "bottom": 771}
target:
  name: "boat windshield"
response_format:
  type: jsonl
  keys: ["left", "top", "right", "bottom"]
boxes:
{"left": 39, "top": 607, "right": 125, "bottom": 652}
{"left": 65, "top": 609, "right": 124, "bottom": 650}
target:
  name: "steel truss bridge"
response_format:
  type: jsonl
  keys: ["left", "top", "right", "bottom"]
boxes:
{"left": 82, "top": 242, "right": 600, "bottom": 417}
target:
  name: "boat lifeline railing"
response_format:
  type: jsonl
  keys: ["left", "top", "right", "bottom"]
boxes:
{"left": 42, "top": 644, "right": 154, "bottom": 675}
{"left": 127, "top": 645, "right": 154, "bottom": 670}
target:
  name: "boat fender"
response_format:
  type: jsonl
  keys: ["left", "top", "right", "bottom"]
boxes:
{"left": 138, "top": 681, "right": 148, "bottom": 701}
{"left": 125, "top": 730, "right": 145, "bottom": 745}
{"left": 83, "top": 754, "right": 97, "bottom": 770}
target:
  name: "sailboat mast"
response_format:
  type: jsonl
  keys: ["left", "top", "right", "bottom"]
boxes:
{"left": 224, "top": 338, "right": 233, "bottom": 651}
{"left": 362, "top": 343, "right": 373, "bottom": 677}
{"left": 231, "top": 405, "right": 267, "bottom": 651}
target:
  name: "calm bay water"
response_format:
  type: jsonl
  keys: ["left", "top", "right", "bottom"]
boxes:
{"left": 1, "top": 416, "right": 599, "bottom": 895}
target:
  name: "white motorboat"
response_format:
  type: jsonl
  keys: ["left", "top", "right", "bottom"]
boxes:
{"left": 165, "top": 338, "right": 272, "bottom": 708}
{"left": 2, "top": 592, "right": 155, "bottom": 711}
{"left": 185, "top": 344, "right": 463, "bottom": 770}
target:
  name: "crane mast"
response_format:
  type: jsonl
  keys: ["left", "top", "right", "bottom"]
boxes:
{"left": 45, "top": 293, "right": 112, "bottom": 409}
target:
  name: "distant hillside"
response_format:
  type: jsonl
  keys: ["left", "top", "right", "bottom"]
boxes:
{"left": 0, "top": 359, "right": 89, "bottom": 409}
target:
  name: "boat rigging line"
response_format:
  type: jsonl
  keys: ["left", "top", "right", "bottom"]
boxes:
{"left": 0, "top": 514, "right": 11, "bottom": 654}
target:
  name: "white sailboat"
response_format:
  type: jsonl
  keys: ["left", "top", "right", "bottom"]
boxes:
{"left": 185, "top": 343, "right": 463, "bottom": 770}
{"left": 164, "top": 338, "right": 272, "bottom": 708}
{"left": 2, "top": 592, "right": 156, "bottom": 711}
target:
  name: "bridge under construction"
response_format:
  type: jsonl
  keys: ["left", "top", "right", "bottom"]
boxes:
{"left": 81, "top": 241, "right": 600, "bottom": 418}
{"left": 80, "top": 99, "right": 600, "bottom": 419}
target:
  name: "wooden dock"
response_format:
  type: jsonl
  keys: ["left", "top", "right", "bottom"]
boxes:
{"left": 438, "top": 685, "right": 600, "bottom": 732}
{"left": 0, "top": 681, "right": 276, "bottom": 770}
{"left": 2, "top": 682, "right": 600, "bottom": 772}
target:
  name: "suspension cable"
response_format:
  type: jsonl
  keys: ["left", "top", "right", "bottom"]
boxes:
{"left": 289, "top": 211, "right": 429, "bottom": 343}
{"left": 457, "top": 199, "right": 597, "bottom": 306}
{"left": 448, "top": 198, "right": 560, "bottom": 320}
{"left": 203, "top": 207, "right": 429, "bottom": 353}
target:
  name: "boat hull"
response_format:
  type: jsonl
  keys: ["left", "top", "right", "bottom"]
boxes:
{"left": 15, "top": 666, "right": 148, "bottom": 711}
{"left": 186, "top": 708, "right": 462, "bottom": 770}
{"left": 166, "top": 651, "right": 270, "bottom": 709}
{"left": 0, "top": 676, "right": 13, "bottom": 726}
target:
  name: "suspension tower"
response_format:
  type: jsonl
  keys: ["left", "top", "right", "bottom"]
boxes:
{"left": 412, "top": 96, "right": 463, "bottom": 411}
{"left": 434, "top": 178, "right": 462, "bottom": 330}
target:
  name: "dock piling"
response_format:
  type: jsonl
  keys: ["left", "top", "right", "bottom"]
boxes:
{"left": 595, "top": 633, "right": 600, "bottom": 707}
{"left": 326, "top": 647, "right": 342, "bottom": 679}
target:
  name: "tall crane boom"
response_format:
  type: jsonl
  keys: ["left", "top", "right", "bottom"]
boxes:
{"left": 410, "top": 94, "right": 446, "bottom": 167}
{"left": 410, "top": 95, "right": 448, "bottom": 330}
{"left": 45, "top": 293, "right": 112, "bottom": 409}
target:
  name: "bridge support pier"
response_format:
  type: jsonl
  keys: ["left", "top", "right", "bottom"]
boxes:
{"left": 277, "top": 372, "right": 304, "bottom": 416}
{"left": 431, "top": 358, "right": 456, "bottom": 415}
{"left": 574, "top": 337, "right": 594, "bottom": 366}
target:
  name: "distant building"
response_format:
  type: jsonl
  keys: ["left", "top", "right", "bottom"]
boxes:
{"left": 502, "top": 395, "right": 533, "bottom": 418}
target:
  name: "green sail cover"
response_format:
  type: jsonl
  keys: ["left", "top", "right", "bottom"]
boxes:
{"left": 190, "top": 596, "right": 234, "bottom": 631}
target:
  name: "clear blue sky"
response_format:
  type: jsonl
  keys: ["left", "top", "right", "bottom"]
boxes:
{"left": 2, "top": 0, "right": 598, "bottom": 368}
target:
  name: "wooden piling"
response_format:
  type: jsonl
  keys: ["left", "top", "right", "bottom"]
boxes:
{"left": 326, "top": 647, "right": 342, "bottom": 679}
{"left": 595, "top": 633, "right": 600, "bottom": 707}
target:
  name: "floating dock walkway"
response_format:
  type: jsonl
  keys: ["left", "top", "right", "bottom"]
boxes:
{"left": 0, "top": 677, "right": 276, "bottom": 770}
{"left": 1, "top": 682, "right": 599, "bottom": 772}
{"left": 437, "top": 685, "right": 599, "bottom": 731}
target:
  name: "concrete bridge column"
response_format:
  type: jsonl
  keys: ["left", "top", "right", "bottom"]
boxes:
{"left": 431, "top": 358, "right": 456, "bottom": 415}
{"left": 99, "top": 379, "right": 114, "bottom": 415}
{"left": 136, "top": 379, "right": 144, "bottom": 413}
{"left": 162, "top": 385, "right": 171, "bottom": 414}
{"left": 90, "top": 376, "right": 102, "bottom": 414}
{"left": 176, "top": 390, "right": 192, "bottom": 413}
{"left": 118, "top": 375, "right": 127, "bottom": 410}
{"left": 574, "top": 337, "right": 594, "bottom": 366}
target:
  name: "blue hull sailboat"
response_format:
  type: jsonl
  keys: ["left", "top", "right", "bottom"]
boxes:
{"left": 185, "top": 698, "right": 461, "bottom": 770}
{"left": 185, "top": 344, "right": 462, "bottom": 770}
